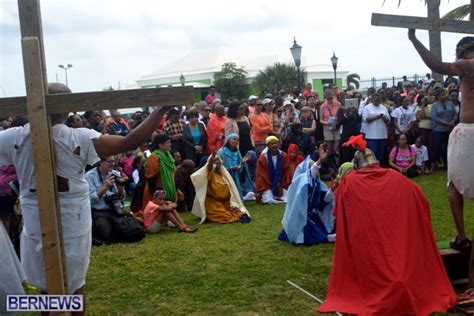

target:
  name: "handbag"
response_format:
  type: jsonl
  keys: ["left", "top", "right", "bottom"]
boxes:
{"left": 113, "top": 214, "right": 145, "bottom": 242}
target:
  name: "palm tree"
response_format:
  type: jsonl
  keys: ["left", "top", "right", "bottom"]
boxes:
{"left": 385, "top": 0, "right": 472, "bottom": 21}
{"left": 442, "top": 4, "right": 470, "bottom": 20}
{"left": 346, "top": 73, "right": 361, "bottom": 89}
{"left": 253, "top": 62, "right": 306, "bottom": 96}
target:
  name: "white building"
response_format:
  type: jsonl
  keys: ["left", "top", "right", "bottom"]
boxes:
{"left": 134, "top": 47, "right": 349, "bottom": 101}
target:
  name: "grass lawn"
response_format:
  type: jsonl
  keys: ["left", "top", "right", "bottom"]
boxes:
{"left": 85, "top": 171, "right": 474, "bottom": 315}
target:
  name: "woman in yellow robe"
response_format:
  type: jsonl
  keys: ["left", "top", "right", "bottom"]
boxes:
{"left": 191, "top": 155, "right": 251, "bottom": 224}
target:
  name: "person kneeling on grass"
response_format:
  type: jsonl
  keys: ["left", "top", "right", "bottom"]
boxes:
{"left": 142, "top": 190, "right": 197, "bottom": 233}
{"left": 278, "top": 143, "right": 336, "bottom": 245}
{"left": 318, "top": 135, "right": 456, "bottom": 315}
{"left": 191, "top": 154, "right": 251, "bottom": 224}
{"left": 255, "top": 135, "right": 292, "bottom": 204}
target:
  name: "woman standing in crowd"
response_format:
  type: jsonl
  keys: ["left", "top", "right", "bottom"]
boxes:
{"left": 183, "top": 108, "right": 207, "bottom": 165}
{"left": 337, "top": 105, "right": 361, "bottom": 164}
{"left": 251, "top": 100, "right": 273, "bottom": 155}
{"left": 225, "top": 100, "right": 254, "bottom": 157}
{"left": 281, "top": 100, "right": 300, "bottom": 140}
{"left": 416, "top": 95, "right": 433, "bottom": 161}
{"left": 299, "top": 106, "right": 316, "bottom": 144}
{"left": 320, "top": 89, "right": 342, "bottom": 155}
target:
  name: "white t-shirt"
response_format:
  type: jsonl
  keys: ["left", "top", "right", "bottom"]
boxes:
{"left": 0, "top": 124, "right": 101, "bottom": 239}
{"left": 391, "top": 106, "right": 417, "bottom": 134}
{"left": 362, "top": 104, "right": 390, "bottom": 139}
{"left": 413, "top": 144, "right": 429, "bottom": 167}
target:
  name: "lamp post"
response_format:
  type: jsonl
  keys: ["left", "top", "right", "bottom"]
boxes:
{"left": 330, "top": 52, "right": 338, "bottom": 87}
{"left": 58, "top": 64, "right": 73, "bottom": 86}
{"left": 179, "top": 73, "right": 185, "bottom": 86}
{"left": 290, "top": 37, "right": 302, "bottom": 95}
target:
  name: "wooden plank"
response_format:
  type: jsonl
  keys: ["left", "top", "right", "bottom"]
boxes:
{"left": 427, "top": 0, "right": 443, "bottom": 82}
{"left": 0, "top": 86, "right": 194, "bottom": 116}
{"left": 371, "top": 13, "right": 474, "bottom": 34}
{"left": 18, "top": 0, "right": 48, "bottom": 92}
{"left": 21, "top": 37, "right": 68, "bottom": 295}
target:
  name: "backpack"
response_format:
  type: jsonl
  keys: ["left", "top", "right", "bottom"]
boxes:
{"left": 113, "top": 214, "right": 145, "bottom": 243}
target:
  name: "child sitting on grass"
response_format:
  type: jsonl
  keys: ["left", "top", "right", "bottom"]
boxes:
{"left": 143, "top": 190, "right": 197, "bottom": 233}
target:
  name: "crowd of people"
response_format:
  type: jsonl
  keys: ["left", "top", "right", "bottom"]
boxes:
{"left": 0, "top": 32, "right": 472, "bottom": 315}
{"left": 0, "top": 72, "right": 463, "bottom": 246}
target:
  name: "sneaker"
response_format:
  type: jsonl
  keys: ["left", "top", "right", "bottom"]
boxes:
{"left": 243, "top": 192, "right": 256, "bottom": 201}
{"left": 167, "top": 220, "right": 176, "bottom": 228}
{"left": 449, "top": 236, "right": 471, "bottom": 253}
{"left": 327, "top": 233, "right": 336, "bottom": 243}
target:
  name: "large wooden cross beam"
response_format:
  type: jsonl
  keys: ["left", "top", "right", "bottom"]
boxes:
{"left": 371, "top": 0, "right": 474, "bottom": 82}
{"left": 1, "top": 0, "right": 193, "bottom": 297}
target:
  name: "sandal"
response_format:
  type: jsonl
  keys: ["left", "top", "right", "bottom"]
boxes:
{"left": 450, "top": 236, "right": 471, "bottom": 253}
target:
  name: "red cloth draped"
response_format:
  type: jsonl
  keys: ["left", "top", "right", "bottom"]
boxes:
{"left": 287, "top": 144, "right": 304, "bottom": 176}
{"left": 318, "top": 166, "right": 456, "bottom": 315}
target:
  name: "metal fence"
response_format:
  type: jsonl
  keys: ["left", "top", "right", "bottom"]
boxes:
{"left": 357, "top": 74, "right": 427, "bottom": 91}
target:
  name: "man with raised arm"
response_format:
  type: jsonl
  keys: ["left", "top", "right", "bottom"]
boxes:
{"left": 409, "top": 30, "right": 474, "bottom": 251}
{"left": 0, "top": 83, "right": 165, "bottom": 309}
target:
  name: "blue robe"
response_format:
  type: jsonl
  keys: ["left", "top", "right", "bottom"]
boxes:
{"left": 218, "top": 146, "right": 255, "bottom": 199}
{"left": 278, "top": 156, "right": 335, "bottom": 245}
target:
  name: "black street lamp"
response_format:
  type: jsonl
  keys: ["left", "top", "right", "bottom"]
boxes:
{"left": 330, "top": 52, "right": 338, "bottom": 86}
{"left": 290, "top": 37, "right": 302, "bottom": 94}
{"left": 179, "top": 73, "right": 185, "bottom": 86}
{"left": 58, "top": 64, "right": 73, "bottom": 86}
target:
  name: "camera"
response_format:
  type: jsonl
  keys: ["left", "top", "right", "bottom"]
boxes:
{"left": 104, "top": 193, "right": 123, "bottom": 214}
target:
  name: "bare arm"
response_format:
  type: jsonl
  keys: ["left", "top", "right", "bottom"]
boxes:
{"left": 93, "top": 106, "right": 168, "bottom": 157}
{"left": 408, "top": 29, "right": 459, "bottom": 76}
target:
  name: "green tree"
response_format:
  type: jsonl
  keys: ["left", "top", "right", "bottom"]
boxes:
{"left": 442, "top": 4, "right": 470, "bottom": 20}
{"left": 346, "top": 73, "right": 361, "bottom": 89}
{"left": 214, "top": 62, "right": 248, "bottom": 100}
{"left": 253, "top": 62, "right": 306, "bottom": 96}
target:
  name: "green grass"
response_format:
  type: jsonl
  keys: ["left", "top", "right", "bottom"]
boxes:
{"left": 84, "top": 171, "right": 473, "bottom": 315}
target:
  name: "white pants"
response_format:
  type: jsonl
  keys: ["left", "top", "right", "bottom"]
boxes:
{"left": 21, "top": 230, "right": 91, "bottom": 293}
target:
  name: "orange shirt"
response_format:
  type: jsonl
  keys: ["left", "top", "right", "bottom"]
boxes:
{"left": 250, "top": 113, "right": 273, "bottom": 142}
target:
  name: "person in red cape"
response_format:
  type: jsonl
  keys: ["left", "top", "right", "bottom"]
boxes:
{"left": 287, "top": 143, "right": 305, "bottom": 177}
{"left": 255, "top": 135, "right": 292, "bottom": 204}
{"left": 318, "top": 135, "right": 456, "bottom": 315}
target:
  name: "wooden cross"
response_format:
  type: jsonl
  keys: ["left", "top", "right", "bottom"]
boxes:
{"left": 372, "top": 0, "right": 474, "bottom": 288}
{"left": 371, "top": 0, "right": 474, "bottom": 82}
{"left": 0, "top": 0, "right": 193, "bottom": 296}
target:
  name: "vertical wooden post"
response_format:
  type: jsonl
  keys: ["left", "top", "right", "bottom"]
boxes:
{"left": 21, "top": 37, "right": 68, "bottom": 295}
{"left": 427, "top": 0, "right": 443, "bottom": 82}
{"left": 18, "top": 0, "right": 68, "bottom": 296}
{"left": 471, "top": 0, "right": 474, "bottom": 22}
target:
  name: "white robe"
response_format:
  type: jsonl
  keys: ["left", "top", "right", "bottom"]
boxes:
{"left": 0, "top": 224, "right": 25, "bottom": 313}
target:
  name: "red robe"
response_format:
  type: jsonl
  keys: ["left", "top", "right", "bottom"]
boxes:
{"left": 318, "top": 166, "right": 456, "bottom": 315}
{"left": 255, "top": 151, "right": 292, "bottom": 195}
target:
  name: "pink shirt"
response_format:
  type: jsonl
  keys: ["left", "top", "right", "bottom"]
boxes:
{"left": 119, "top": 156, "right": 134, "bottom": 176}
{"left": 320, "top": 100, "right": 341, "bottom": 130}
{"left": 390, "top": 146, "right": 414, "bottom": 169}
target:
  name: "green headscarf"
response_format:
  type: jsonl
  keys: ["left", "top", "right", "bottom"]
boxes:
{"left": 338, "top": 162, "right": 353, "bottom": 178}
{"left": 153, "top": 149, "right": 177, "bottom": 201}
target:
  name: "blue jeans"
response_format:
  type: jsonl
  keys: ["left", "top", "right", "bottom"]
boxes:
{"left": 366, "top": 139, "right": 387, "bottom": 165}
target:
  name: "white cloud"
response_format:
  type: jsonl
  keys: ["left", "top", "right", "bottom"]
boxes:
{"left": 0, "top": 0, "right": 469, "bottom": 97}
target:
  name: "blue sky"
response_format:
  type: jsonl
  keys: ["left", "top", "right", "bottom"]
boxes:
{"left": 0, "top": 0, "right": 468, "bottom": 97}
